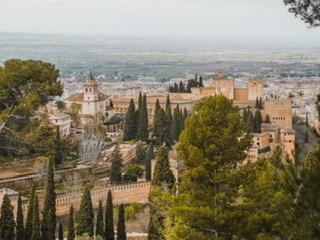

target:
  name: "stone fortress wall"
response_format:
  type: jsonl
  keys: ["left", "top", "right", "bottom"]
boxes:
{"left": 21, "top": 182, "right": 151, "bottom": 216}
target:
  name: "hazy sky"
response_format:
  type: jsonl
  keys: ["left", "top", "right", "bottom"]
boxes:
{"left": 1, "top": 0, "right": 319, "bottom": 39}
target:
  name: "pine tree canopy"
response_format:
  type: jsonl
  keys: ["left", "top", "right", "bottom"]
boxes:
{"left": 123, "top": 99, "right": 137, "bottom": 141}
{"left": 117, "top": 204, "right": 126, "bottom": 240}
{"left": 110, "top": 145, "right": 123, "bottom": 184}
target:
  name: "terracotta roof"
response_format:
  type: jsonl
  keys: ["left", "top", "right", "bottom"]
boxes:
{"left": 66, "top": 91, "right": 108, "bottom": 102}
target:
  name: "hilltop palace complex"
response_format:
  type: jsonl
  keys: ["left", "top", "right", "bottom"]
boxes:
{"left": 65, "top": 72, "right": 295, "bottom": 163}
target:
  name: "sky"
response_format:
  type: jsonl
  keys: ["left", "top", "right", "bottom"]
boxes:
{"left": 0, "top": 0, "right": 320, "bottom": 40}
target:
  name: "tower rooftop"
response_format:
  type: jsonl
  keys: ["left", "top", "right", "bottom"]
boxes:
{"left": 86, "top": 70, "right": 96, "bottom": 81}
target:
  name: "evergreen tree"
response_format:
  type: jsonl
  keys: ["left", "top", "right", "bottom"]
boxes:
{"left": 259, "top": 97, "right": 263, "bottom": 109}
{"left": 123, "top": 99, "right": 137, "bottom": 141}
{"left": 25, "top": 186, "right": 35, "bottom": 240}
{"left": 105, "top": 190, "right": 115, "bottom": 240}
{"left": 135, "top": 143, "right": 146, "bottom": 164}
{"left": 255, "top": 97, "right": 260, "bottom": 109}
{"left": 16, "top": 193, "right": 25, "bottom": 240}
{"left": 246, "top": 108, "right": 254, "bottom": 133}
{"left": 54, "top": 126, "right": 63, "bottom": 165}
{"left": 96, "top": 200, "right": 104, "bottom": 238}
{"left": 165, "top": 94, "right": 172, "bottom": 123}
{"left": 254, "top": 109, "right": 262, "bottom": 133}
{"left": 76, "top": 187, "right": 94, "bottom": 237}
{"left": 145, "top": 144, "right": 154, "bottom": 181}
{"left": 117, "top": 204, "right": 126, "bottom": 240}
{"left": 199, "top": 76, "right": 204, "bottom": 87}
{"left": 153, "top": 99, "right": 161, "bottom": 136}
{"left": 173, "top": 83, "right": 178, "bottom": 93}
{"left": 265, "top": 114, "right": 271, "bottom": 123}
{"left": 110, "top": 145, "right": 123, "bottom": 184}
{"left": 304, "top": 129, "right": 309, "bottom": 144}
{"left": 178, "top": 81, "right": 184, "bottom": 93}
{"left": 152, "top": 146, "right": 175, "bottom": 190}
{"left": 154, "top": 108, "right": 170, "bottom": 145}
{"left": 58, "top": 223, "right": 63, "bottom": 240}
{"left": 137, "top": 94, "right": 149, "bottom": 141}
{"left": 183, "top": 107, "right": 188, "bottom": 122}
{"left": 31, "top": 196, "right": 41, "bottom": 240}
{"left": 162, "top": 96, "right": 252, "bottom": 239}
{"left": 171, "top": 105, "right": 181, "bottom": 143}
{"left": 306, "top": 113, "right": 309, "bottom": 127}
{"left": 0, "top": 194, "right": 15, "bottom": 240}
{"left": 42, "top": 158, "right": 56, "bottom": 240}
{"left": 67, "top": 205, "right": 75, "bottom": 240}
{"left": 138, "top": 91, "right": 143, "bottom": 113}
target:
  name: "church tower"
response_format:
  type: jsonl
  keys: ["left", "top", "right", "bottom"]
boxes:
{"left": 83, "top": 71, "right": 98, "bottom": 102}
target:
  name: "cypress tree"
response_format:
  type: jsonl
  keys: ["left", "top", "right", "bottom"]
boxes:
{"left": 247, "top": 109, "right": 254, "bottom": 133}
{"left": 31, "top": 196, "right": 41, "bottom": 240}
{"left": 96, "top": 200, "right": 104, "bottom": 237}
{"left": 199, "top": 76, "right": 204, "bottom": 87}
{"left": 54, "top": 126, "right": 63, "bottom": 165}
{"left": 304, "top": 130, "right": 309, "bottom": 144}
{"left": 117, "top": 204, "right": 126, "bottom": 240}
{"left": 154, "top": 108, "right": 170, "bottom": 145}
{"left": 173, "top": 83, "right": 178, "bottom": 93}
{"left": 152, "top": 146, "right": 175, "bottom": 190}
{"left": 105, "top": 190, "right": 115, "bottom": 240}
{"left": 123, "top": 99, "right": 137, "bottom": 141}
{"left": 265, "top": 114, "right": 271, "bottom": 123}
{"left": 25, "top": 186, "right": 35, "bottom": 240}
{"left": 306, "top": 113, "right": 309, "bottom": 127}
{"left": 0, "top": 194, "right": 15, "bottom": 240}
{"left": 67, "top": 205, "right": 75, "bottom": 240}
{"left": 259, "top": 97, "right": 263, "bottom": 109}
{"left": 171, "top": 105, "right": 181, "bottom": 143}
{"left": 137, "top": 94, "right": 149, "bottom": 141}
{"left": 183, "top": 107, "right": 188, "bottom": 121}
{"left": 254, "top": 110, "right": 262, "bottom": 133}
{"left": 153, "top": 99, "right": 161, "bottom": 134}
{"left": 16, "top": 193, "right": 25, "bottom": 240}
{"left": 135, "top": 143, "right": 146, "bottom": 164}
{"left": 138, "top": 91, "right": 143, "bottom": 112}
{"left": 165, "top": 94, "right": 172, "bottom": 123}
{"left": 145, "top": 144, "right": 154, "bottom": 181}
{"left": 42, "top": 158, "right": 56, "bottom": 240}
{"left": 58, "top": 223, "right": 63, "bottom": 240}
{"left": 178, "top": 81, "right": 184, "bottom": 93}
{"left": 110, "top": 145, "right": 123, "bottom": 184}
{"left": 76, "top": 187, "right": 94, "bottom": 237}
{"left": 255, "top": 98, "right": 260, "bottom": 109}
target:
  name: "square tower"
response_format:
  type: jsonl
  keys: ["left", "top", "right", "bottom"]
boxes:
{"left": 212, "top": 76, "right": 235, "bottom": 100}
{"left": 248, "top": 78, "right": 263, "bottom": 101}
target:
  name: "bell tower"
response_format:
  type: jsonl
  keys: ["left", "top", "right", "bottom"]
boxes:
{"left": 83, "top": 71, "right": 98, "bottom": 102}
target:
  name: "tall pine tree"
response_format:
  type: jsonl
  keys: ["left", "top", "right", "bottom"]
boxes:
{"left": 58, "top": 223, "right": 63, "bottom": 240}
{"left": 145, "top": 144, "right": 154, "bottom": 181}
{"left": 117, "top": 204, "right": 126, "bottom": 240}
{"left": 42, "top": 159, "right": 56, "bottom": 240}
{"left": 67, "top": 205, "right": 75, "bottom": 240}
{"left": 76, "top": 187, "right": 94, "bottom": 237}
{"left": 31, "top": 195, "right": 41, "bottom": 240}
{"left": 137, "top": 94, "right": 149, "bottom": 141}
{"left": 16, "top": 193, "right": 24, "bottom": 240}
{"left": 154, "top": 108, "right": 170, "bottom": 145}
{"left": 0, "top": 194, "right": 15, "bottom": 240}
{"left": 153, "top": 99, "right": 161, "bottom": 136}
{"left": 105, "top": 190, "right": 115, "bottom": 240}
{"left": 25, "top": 186, "right": 35, "bottom": 240}
{"left": 123, "top": 99, "right": 137, "bottom": 141}
{"left": 110, "top": 145, "right": 123, "bottom": 184}
{"left": 96, "top": 200, "right": 104, "bottom": 237}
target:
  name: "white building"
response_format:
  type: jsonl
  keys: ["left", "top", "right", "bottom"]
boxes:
{"left": 49, "top": 113, "right": 72, "bottom": 136}
{"left": 66, "top": 71, "right": 111, "bottom": 125}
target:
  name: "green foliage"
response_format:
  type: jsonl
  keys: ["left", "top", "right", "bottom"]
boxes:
{"left": 54, "top": 126, "right": 63, "bottom": 165}
{"left": 110, "top": 145, "right": 123, "bottom": 184}
{"left": 171, "top": 105, "right": 183, "bottom": 144}
{"left": 153, "top": 108, "right": 170, "bottom": 145}
{"left": 16, "top": 193, "right": 25, "bottom": 240}
{"left": 76, "top": 187, "right": 94, "bottom": 237}
{"left": 67, "top": 205, "right": 75, "bottom": 240}
{"left": 137, "top": 94, "right": 149, "bottom": 141}
{"left": 105, "top": 190, "right": 115, "bottom": 240}
{"left": 123, "top": 99, "right": 137, "bottom": 141}
{"left": 305, "top": 129, "right": 309, "bottom": 144}
{"left": 124, "top": 164, "right": 144, "bottom": 183}
{"left": 145, "top": 144, "right": 154, "bottom": 181}
{"left": 254, "top": 109, "right": 262, "bottom": 133}
{"left": 117, "top": 204, "right": 126, "bottom": 240}
{"left": 96, "top": 200, "right": 104, "bottom": 238}
{"left": 58, "top": 223, "right": 63, "bottom": 240}
{"left": 163, "top": 96, "right": 251, "bottom": 239}
{"left": 124, "top": 203, "right": 144, "bottom": 221}
{"left": 42, "top": 158, "right": 56, "bottom": 240}
{"left": 31, "top": 196, "right": 41, "bottom": 240}
{"left": 68, "top": 103, "right": 81, "bottom": 127}
{"left": 25, "top": 186, "right": 35, "bottom": 240}
{"left": 135, "top": 143, "right": 146, "bottom": 164}
{"left": 152, "top": 146, "right": 175, "bottom": 191}
{"left": 0, "top": 194, "right": 15, "bottom": 240}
